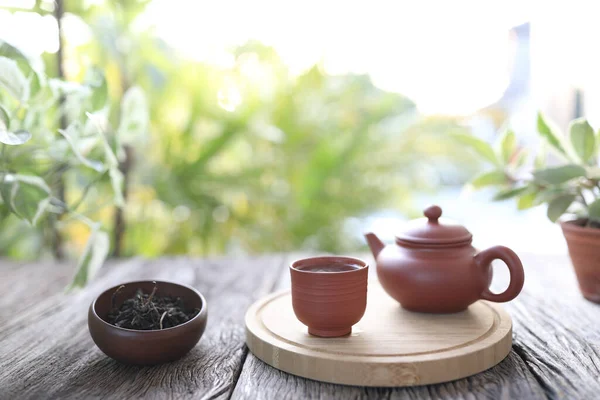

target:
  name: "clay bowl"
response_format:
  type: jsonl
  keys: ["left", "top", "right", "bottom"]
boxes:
{"left": 290, "top": 256, "right": 368, "bottom": 337}
{"left": 88, "top": 280, "right": 208, "bottom": 365}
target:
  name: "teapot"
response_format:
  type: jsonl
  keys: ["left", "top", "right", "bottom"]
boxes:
{"left": 365, "top": 205, "right": 525, "bottom": 313}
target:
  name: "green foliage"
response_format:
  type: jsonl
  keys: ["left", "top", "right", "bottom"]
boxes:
{"left": 537, "top": 112, "right": 571, "bottom": 160}
{"left": 589, "top": 199, "right": 600, "bottom": 222}
{"left": 1, "top": 3, "right": 476, "bottom": 275}
{"left": 68, "top": 224, "right": 110, "bottom": 290}
{"left": 452, "top": 132, "right": 500, "bottom": 166}
{"left": 547, "top": 194, "right": 576, "bottom": 223}
{"left": 136, "top": 54, "right": 471, "bottom": 255}
{"left": 53, "top": 1, "right": 476, "bottom": 257}
{"left": 1, "top": 174, "right": 50, "bottom": 224}
{"left": 569, "top": 118, "right": 595, "bottom": 163}
{"left": 117, "top": 86, "right": 148, "bottom": 145}
{"left": 498, "top": 129, "right": 516, "bottom": 163}
{"left": 470, "top": 171, "right": 506, "bottom": 189}
{"left": 460, "top": 112, "right": 600, "bottom": 226}
{"left": 0, "top": 42, "right": 147, "bottom": 288}
{"left": 0, "top": 129, "right": 31, "bottom": 146}
{"left": 516, "top": 189, "right": 538, "bottom": 210}
{"left": 533, "top": 165, "right": 587, "bottom": 185}
{"left": 0, "top": 56, "right": 29, "bottom": 102}
{"left": 493, "top": 186, "right": 528, "bottom": 201}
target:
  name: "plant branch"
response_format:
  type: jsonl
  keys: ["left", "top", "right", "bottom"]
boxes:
{"left": 52, "top": 0, "right": 66, "bottom": 260}
{"left": 112, "top": 34, "right": 133, "bottom": 257}
{"left": 112, "top": 145, "right": 133, "bottom": 257}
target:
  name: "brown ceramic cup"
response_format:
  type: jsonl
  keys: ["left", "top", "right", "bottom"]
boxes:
{"left": 88, "top": 280, "right": 208, "bottom": 365}
{"left": 290, "top": 256, "right": 368, "bottom": 337}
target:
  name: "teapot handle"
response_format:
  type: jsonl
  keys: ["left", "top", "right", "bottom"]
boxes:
{"left": 475, "top": 246, "right": 525, "bottom": 303}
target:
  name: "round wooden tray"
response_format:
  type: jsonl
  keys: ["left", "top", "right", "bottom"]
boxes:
{"left": 245, "top": 283, "right": 512, "bottom": 387}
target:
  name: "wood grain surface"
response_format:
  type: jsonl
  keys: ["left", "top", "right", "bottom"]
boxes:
{"left": 1, "top": 253, "right": 599, "bottom": 399}
{"left": 245, "top": 284, "right": 512, "bottom": 386}
{"left": 0, "top": 256, "right": 284, "bottom": 400}
{"left": 232, "top": 253, "right": 600, "bottom": 400}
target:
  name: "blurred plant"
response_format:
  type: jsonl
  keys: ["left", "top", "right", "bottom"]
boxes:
{"left": 458, "top": 112, "right": 600, "bottom": 226}
{"left": 1, "top": 1, "right": 477, "bottom": 261}
{"left": 0, "top": 41, "right": 148, "bottom": 287}
{"left": 126, "top": 43, "right": 480, "bottom": 255}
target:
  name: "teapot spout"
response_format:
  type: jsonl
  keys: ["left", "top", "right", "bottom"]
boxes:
{"left": 364, "top": 233, "right": 385, "bottom": 258}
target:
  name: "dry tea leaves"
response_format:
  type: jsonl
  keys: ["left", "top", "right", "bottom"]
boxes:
{"left": 107, "top": 284, "right": 199, "bottom": 330}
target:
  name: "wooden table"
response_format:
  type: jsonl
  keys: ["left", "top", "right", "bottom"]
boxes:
{"left": 1, "top": 253, "right": 599, "bottom": 399}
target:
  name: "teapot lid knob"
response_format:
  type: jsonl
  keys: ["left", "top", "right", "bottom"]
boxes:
{"left": 396, "top": 204, "right": 472, "bottom": 245}
{"left": 424, "top": 205, "right": 442, "bottom": 223}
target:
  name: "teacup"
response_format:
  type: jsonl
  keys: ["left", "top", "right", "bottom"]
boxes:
{"left": 290, "top": 256, "right": 368, "bottom": 337}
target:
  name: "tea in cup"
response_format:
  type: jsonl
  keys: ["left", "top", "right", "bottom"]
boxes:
{"left": 290, "top": 256, "right": 368, "bottom": 337}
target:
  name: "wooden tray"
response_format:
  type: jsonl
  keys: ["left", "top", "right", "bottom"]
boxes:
{"left": 245, "top": 283, "right": 512, "bottom": 387}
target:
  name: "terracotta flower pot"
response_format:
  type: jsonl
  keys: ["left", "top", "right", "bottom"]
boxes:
{"left": 561, "top": 220, "right": 600, "bottom": 303}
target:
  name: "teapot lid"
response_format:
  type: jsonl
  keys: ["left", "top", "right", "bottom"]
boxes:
{"left": 396, "top": 205, "right": 472, "bottom": 246}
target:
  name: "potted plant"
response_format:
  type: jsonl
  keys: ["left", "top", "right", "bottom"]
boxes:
{"left": 455, "top": 112, "right": 600, "bottom": 303}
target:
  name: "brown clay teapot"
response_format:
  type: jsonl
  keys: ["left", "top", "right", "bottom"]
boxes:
{"left": 365, "top": 205, "right": 525, "bottom": 313}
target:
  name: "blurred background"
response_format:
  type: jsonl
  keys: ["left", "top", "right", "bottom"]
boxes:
{"left": 1, "top": 0, "right": 596, "bottom": 268}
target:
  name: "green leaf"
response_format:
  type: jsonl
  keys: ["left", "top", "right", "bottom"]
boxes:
{"left": 451, "top": 133, "right": 499, "bottom": 165}
{"left": 0, "top": 177, "right": 15, "bottom": 213}
{"left": 537, "top": 112, "right": 568, "bottom": 158}
{"left": 0, "top": 39, "right": 46, "bottom": 99}
{"left": 534, "top": 187, "right": 571, "bottom": 205}
{"left": 84, "top": 67, "right": 108, "bottom": 111}
{"left": 533, "top": 165, "right": 586, "bottom": 184}
{"left": 11, "top": 174, "right": 51, "bottom": 193}
{"left": 569, "top": 118, "right": 595, "bottom": 162}
{"left": 117, "top": 86, "right": 149, "bottom": 145}
{"left": 58, "top": 123, "right": 104, "bottom": 171}
{"left": 0, "top": 128, "right": 31, "bottom": 146}
{"left": 0, "top": 56, "right": 29, "bottom": 102}
{"left": 32, "top": 197, "right": 51, "bottom": 225}
{"left": 3, "top": 174, "right": 51, "bottom": 224}
{"left": 470, "top": 170, "right": 507, "bottom": 189}
{"left": 83, "top": 113, "right": 124, "bottom": 206}
{"left": 86, "top": 112, "right": 118, "bottom": 168}
{"left": 0, "top": 39, "right": 28, "bottom": 59}
{"left": 25, "top": 65, "right": 44, "bottom": 99}
{"left": 589, "top": 199, "right": 600, "bottom": 222}
{"left": 493, "top": 186, "right": 528, "bottom": 201}
{"left": 0, "top": 202, "right": 10, "bottom": 220}
{"left": 497, "top": 129, "right": 516, "bottom": 163}
{"left": 68, "top": 226, "right": 110, "bottom": 290}
{"left": 0, "top": 98, "right": 21, "bottom": 146}
{"left": 5, "top": 179, "right": 17, "bottom": 213}
{"left": 517, "top": 189, "right": 538, "bottom": 210}
{"left": 547, "top": 194, "right": 576, "bottom": 222}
